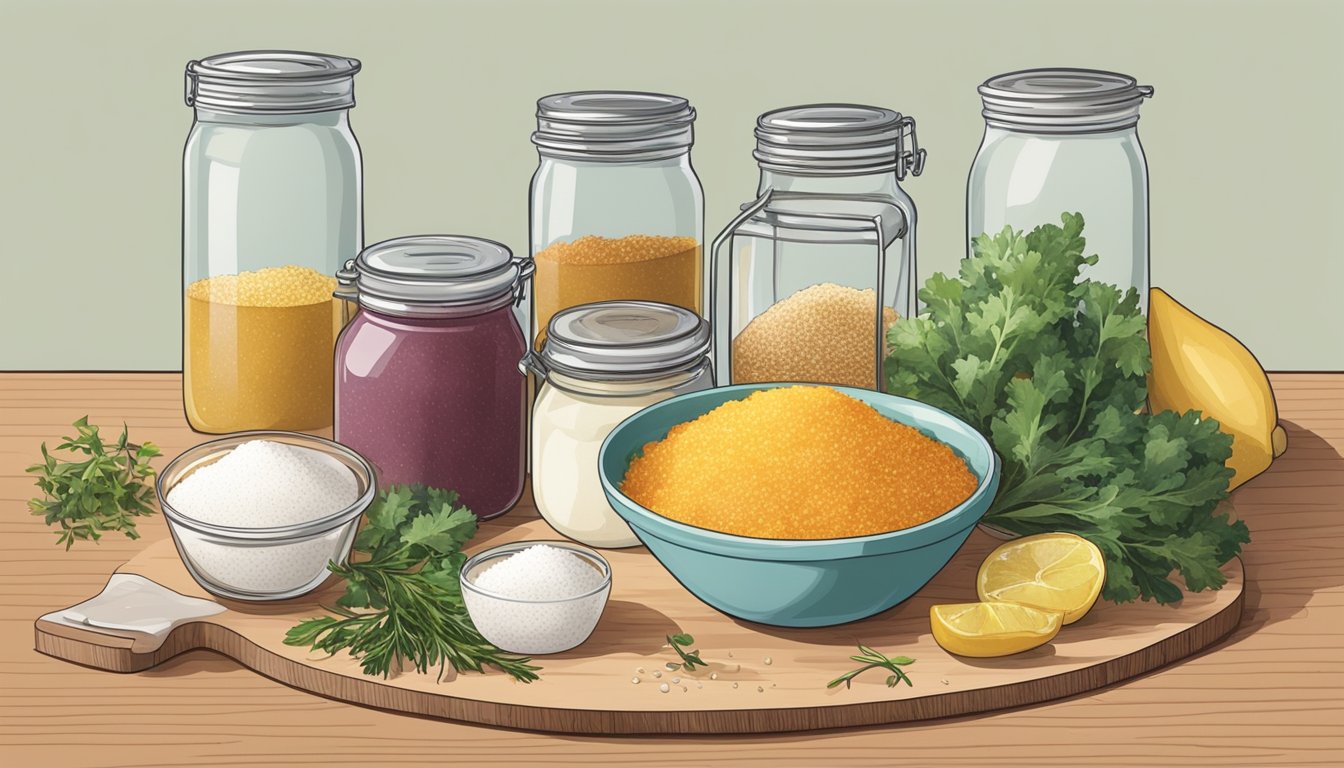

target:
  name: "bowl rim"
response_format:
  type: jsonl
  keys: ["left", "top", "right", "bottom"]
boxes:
{"left": 597, "top": 382, "right": 1002, "bottom": 560}
{"left": 460, "top": 540, "right": 613, "bottom": 605}
{"left": 156, "top": 430, "right": 377, "bottom": 541}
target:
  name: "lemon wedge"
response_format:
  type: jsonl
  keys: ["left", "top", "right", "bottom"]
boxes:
{"left": 976, "top": 532, "right": 1106, "bottom": 624}
{"left": 930, "top": 602, "right": 1063, "bottom": 657}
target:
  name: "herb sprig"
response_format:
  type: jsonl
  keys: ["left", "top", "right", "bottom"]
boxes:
{"left": 886, "top": 213, "right": 1247, "bottom": 604}
{"left": 667, "top": 633, "right": 707, "bottom": 672}
{"left": 827, "top": 645, "right": 915, "bottom": 689}
{"left": 285, "top": 485, "right": 539, "bottom": 683}
{"left": 27, "top": 417, "right": 161, "bottom": 549}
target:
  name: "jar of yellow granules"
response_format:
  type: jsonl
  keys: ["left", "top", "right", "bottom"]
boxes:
{"left": 529, "top": 92, "right": 704, "bottom": 351}
{"left": 182, "top": 51, "right": 362, "bottom": 433}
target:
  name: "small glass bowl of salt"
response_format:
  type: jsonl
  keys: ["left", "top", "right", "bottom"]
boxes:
{"left": 156, "top": 432, "right": 376, "bottom": 602}
{"left": 460, "top": 541, "right": 612, "bottom": 655}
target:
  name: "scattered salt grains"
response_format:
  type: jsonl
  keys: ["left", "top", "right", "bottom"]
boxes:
{"left": 637, "top": 667, "right": 646, "bottom": 674}
{"left": 696, "top": 683, "right": 703, "bottom": 689}
{"left": 659, "top": 683, "right": 670, "bottom": 693}
{"left": 473, "top": 544, "right": 604, "bottom": 600}
{"left": 763, "top": 656, "right": 773, "bottom": 665}
{"left": 680, "top": 686, "right": 687, "bottom": 693}
{"left": 732, "top": 682, "right": 739, "bottom": 689}
{"left": 654, "top": 671, "right": 662, "bottom": 678}
{"left": 631, "top": 677, "right": 640, "bottom": 685}
{"left": 671, "top": 677, "right": 680, "bottom": 684}
{"left": 757, "top": 686, "right": 764, "bottom": 693}
{"left": 166, "top": 439, "right": 358, "bottom": 527}
{"left": 710, "top": 672, "right": 718, "bottom": 680}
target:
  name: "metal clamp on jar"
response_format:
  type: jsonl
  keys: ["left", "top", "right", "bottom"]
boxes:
{"left": 334, "top": 236, "right": 533, "bottom": 520}
{"left": 710, "top": 105, "right": 926, "bottom": 391}
{"left": 521, "top": 301, "right": 712, "bottom": 548}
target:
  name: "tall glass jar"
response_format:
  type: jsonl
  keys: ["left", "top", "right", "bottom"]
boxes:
{"left": 334, "top": 236, "right": 532, "bottom": 520}
{"left": 182, "top": 50, "right": 362, "bottom": 433}
{"left": 521, "top": 301, "right": 713, "bottom": 548}
{"left": 711, "top": 105, "right": 925, "bottom": 390}
{"left": 968, "top": 68, "right": 1153, "bottom": 311}
{"left": 529, "top": 91, "right": 704, "bottom": 351}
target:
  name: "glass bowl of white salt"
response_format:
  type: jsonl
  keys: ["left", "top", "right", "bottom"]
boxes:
{"left": 460, "top": 541, "right": 612, "bottom": 655}
{"left": 156, "top": 432, "right": 376, "bottom": 602}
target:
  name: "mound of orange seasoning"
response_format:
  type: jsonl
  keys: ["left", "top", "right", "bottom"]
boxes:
{"left": 620, "top": 386, "right": 979, "bottom": 539}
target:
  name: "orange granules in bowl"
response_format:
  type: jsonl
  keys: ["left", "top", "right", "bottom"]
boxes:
{"left": 619, "top": 386, "right": 979, "bottom": 540}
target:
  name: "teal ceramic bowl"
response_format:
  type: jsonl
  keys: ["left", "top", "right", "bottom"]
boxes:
{"left": 599, "top": 383, "right": 1001, "bottom": 628}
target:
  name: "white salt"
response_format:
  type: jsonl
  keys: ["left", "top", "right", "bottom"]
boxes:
{"left": 167, "top": 440, "right": 358, "bottom": 527}
{"left": 473, "top": 544, "right": 605, "bottom": 600}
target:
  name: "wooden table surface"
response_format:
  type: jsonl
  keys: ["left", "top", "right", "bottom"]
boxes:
{"left": 2, "top": 373, "right": 1341, "bottom": 767}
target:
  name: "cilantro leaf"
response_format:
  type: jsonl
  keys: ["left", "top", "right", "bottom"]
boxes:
{"left": 887, "top": 213, "right": 1249, "bottom": 604}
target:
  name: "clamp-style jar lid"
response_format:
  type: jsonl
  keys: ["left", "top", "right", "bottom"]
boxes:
{"left": 532, "top": 91, "right": 696, "bottom": 161}
{"left": 754, "top": 104, "right": 927, "bottom": 179}
{"left": 336, "top": 236, "right": 533, "bottom": 318}
{"left": 531, "top": 301, "right": 710, "bottom": 381}
{"left": 978, "top": 68, "right": 1154, "bottom": 134}
{"left": 185, "top": 50, "right": 361, "bottom": 114}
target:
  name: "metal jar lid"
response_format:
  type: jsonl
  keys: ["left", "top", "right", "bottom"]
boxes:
{"left": 531, "top": 91, "right": 696, "bottom": 161}
{"left": 336, "top": 236, "right": 533, "bottom": 318}
{"left": 754, "top": 104, "right": 927, "bottom": 179}
{"left": 532, "top": 301, "right": 710, "bottom": 381}
{"left": 978, "top": 68, "right": 1154, "bottom": 134}
{"left": 185, "top": 50, "right": 361, "bottom": 114}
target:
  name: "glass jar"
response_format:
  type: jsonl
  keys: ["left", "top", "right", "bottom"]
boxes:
{"left": 182, "top": 50, "right": 362, "bottom": 433}
{"left": 522, "top": 301, "right": 712, "bottom": 548}
{"left": 334, "top": 236, "right": 532, "bottom": 520}
{"left": 711, "top": 105, "right": 925, "bottom": 390}
{"left": 529, "top": 91, "right": 704, "bottom": 351}
{"left": 968, "top": 68, "right": 1154, "bottom": 311}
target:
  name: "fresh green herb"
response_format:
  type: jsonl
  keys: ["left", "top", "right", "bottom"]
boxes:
{"left": 827, "top": 645, "right": 915, "bottom": 689}
{"left": 27, "top": 417, "right": 161, "bottom": 549}
{"left": 667, "top": 633, "right": 707, "bottom": 672}
{"left": 284, "top": 485, "right": 539, "bottom": 683}
{"left": 886, "top": 213, "right": 1247, "bottom": 604}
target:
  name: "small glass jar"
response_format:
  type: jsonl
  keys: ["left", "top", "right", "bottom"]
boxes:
{"left": 182, "top": 50, "right": 363, "bottom": 433}
{"left": 522, "top": 301, "right": 712, "bottom": 548}
{"left": 968, "top": 68, "right": 1154, "bottom": 311}
{"left": 529, "top": 91, "right": 704, "bottom": 351}
{"left": 334, "top": 236, "right": 532, "bottom": 520}
{"left": 711, "top": 105, "right": 925, "bottom": 390}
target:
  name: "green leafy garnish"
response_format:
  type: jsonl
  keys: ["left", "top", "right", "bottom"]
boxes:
{"left": 285, "top": 485, "right": 540, "bottom": 683}
{"left": 827, "top": 645, "right": 914, "bottom": 689}
{"left": 667, "top": 633, "right": 707, "bottom": 671}
{"left": 886, "top": 213, "right": 1247, "bottom": 604}
{"left": 27, "top": 417, "right": 161, "bottom": 549}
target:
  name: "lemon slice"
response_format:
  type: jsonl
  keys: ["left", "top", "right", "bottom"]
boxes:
{"left": 976, "top": 532, "right": 1106, "bottom": 624}
{"left": 930, "top": 602, "right": 1062, "bottom": 657}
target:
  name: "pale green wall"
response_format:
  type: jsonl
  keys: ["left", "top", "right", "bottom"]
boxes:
{"left": 1, "top": 0, "right": 1340, "bottom": 370}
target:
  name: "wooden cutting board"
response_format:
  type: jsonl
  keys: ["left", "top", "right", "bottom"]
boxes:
{"left": 35, "top": 517, "right": 1243, "bottom": 735}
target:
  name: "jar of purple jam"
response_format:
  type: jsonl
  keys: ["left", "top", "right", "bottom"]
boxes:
{"left": 334, "top": 236, "right": 533, "bottom": 519}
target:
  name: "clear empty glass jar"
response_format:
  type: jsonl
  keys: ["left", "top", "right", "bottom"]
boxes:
{"left": 968, "top": 68, "right": 1153, "bottom": 310}
{"left": 522, "top": 301, "right": 712, "bottom": 548}
{"left": 334, "top": 236, "right": 532, "bottom": 520}
{"left": 182, "top": 50, "right": 362, "bottom": 433}
{"left": 529, "top": 92, "right": 704, "bottom": 351}
{"left": 711, "top": 105, "right": 925, "bottom": 390}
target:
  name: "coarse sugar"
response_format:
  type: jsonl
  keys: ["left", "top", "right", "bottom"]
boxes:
{"left": 473, "top": 543, "right": 606, "bottom": 600}
{"left": 166, "top": 439, "right": 358, "bottom": 527}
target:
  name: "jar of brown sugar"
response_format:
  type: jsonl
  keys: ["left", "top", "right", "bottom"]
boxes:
{"left": 528, "top": 92, "right": 704, "bottom": 351}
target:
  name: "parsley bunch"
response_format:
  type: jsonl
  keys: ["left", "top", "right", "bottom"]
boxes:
{"left": 28, "top": 417, "right": 161, "bottom": 549}
{"left": 886, "top": 213, "right": 1248, "bottom": 604}
{"left": 285, "top": 485, "right": 539, "bottom": 682}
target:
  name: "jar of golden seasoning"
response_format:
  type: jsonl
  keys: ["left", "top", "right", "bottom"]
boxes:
{"left": 529, "top": 92, "right": 704, "bottom": 351}
{"left": 710, "top": 105, "right": 926, "bottom": 390}
{"left": 182, "top": 51, "right": 362, "bottom": 433}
